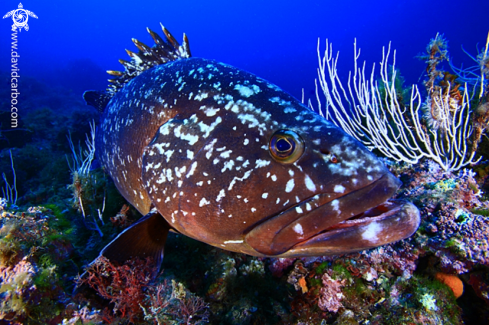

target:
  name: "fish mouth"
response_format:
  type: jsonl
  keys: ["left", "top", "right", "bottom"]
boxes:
{"left": 245, "top": 173, "right": 420, "bottom": 256}
{"left": 283, "top": 199, "right": 420, "bottom": 257}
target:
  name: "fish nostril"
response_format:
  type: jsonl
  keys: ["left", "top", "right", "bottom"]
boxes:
{"left": 320, "top": 149, "right": 338, "bottom": 163}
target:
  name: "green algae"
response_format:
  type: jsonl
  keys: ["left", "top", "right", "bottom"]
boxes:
{"left": 331, "top": 263, "right": 352, "bottom": 281}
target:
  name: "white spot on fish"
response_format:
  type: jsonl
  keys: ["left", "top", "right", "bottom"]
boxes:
{"left": 199, "top": 117, "right": 222, "bottom": 138}
{"left": 331, "top": 199, "right": 340, "bottom": 212}
{"left": 224, "top": 240, "right": 244, "bottom": 244}
{"left": 304, "top": 174, "right": 316, "bottom": 192}
{"left": 221, "top": 160, "right": 235, "bottom": 173}
{"left": 262, "top": 193, "right": 268, "bottom": 199}
{"left": 204, "top": 139, "right": 218, "bottom": 159}
{"left": 200, "top": 106, "right": 220, "bottom": 117}
{"left": 199, "top": 197, "right": 211, "bottom": 207}
{"left": 194, "top": 92, "right": 209, "bottom": 101}
{"left": 293, "top": 223, "right": 303, "bottom": 235}
{"left": 234, "top": 84, "right": 260, "bottom": 97}
{"left": 306, "top": 203, "right": 312, "bottom": 211}
{"left": 361, "top": 222, "right": 382, "bottom": 243}
{"left": 228, "top": 169, "right": 253, "bottom": 191}
{"left": 334, "top": 185, "right": 346, "bottom": 193}
{"left": 255, "top": 159, "right": 270, "bottom": 168}
{"left": 216, "top": 189, "right": 226, "bottom": 202}
{"left": 220, "top": 150, "right": 233, "bottom": 158}
{"left": 285, "top": 179, "right": 295, "bottom": 192}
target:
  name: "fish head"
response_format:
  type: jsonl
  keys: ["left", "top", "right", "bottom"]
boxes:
{"left": 141, "top": 61, "right": 420, "bottom": 257}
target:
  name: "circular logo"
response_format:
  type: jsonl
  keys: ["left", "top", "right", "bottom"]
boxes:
{"left": 12, "top": 9, "right": 28, "bottom": 29}
{"left": 3, "top": 3, "right": 38, "bottom": 32}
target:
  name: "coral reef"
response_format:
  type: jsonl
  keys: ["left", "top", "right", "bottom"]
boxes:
{"left": 396, "top": 162, "right": 489, "bottom": 274}
{"left": 0, "top": 207, "right": 74, "bottom": 324}
{"left": 0, "top": 34, "right": 488, "bottom": 325}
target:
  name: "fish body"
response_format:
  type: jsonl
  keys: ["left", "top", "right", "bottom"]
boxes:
{"left": 86, "top": 26, "right": 420, "bottom": 266}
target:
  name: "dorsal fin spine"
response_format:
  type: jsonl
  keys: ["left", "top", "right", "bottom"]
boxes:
{"left": 107, "top": 24, "right": 192, "bottom": 95}
{"left": 84, "top": 24, "right": 191, "bottom": 111}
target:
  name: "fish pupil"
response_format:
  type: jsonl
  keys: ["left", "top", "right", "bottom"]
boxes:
{"left": 276, "top": 138, "right": 293, "bottom": 153}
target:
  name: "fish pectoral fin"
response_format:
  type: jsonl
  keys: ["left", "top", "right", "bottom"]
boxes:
{"left": 83, "top": 90, "right": 113, "bottom": 112}
{"left": 100, "top": 209, "right": 170, "bottom": 272}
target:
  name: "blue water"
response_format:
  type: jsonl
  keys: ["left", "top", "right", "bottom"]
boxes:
{"left": 1, "top": 0, "right": 488, "bottom": 104}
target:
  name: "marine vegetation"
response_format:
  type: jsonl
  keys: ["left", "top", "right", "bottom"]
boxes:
{"left": 315, "top": 33, "right": 489, "bottom": 172}
{"left": 0, "top": 28, "right": 488, "bottom": 325}
{"left": 75, "top": 256, "right": 209, "bottom": 324}
{"left": 0, "top": 206, "right": 74, "bottom": 323}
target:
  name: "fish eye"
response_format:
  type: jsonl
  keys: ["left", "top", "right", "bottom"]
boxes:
{"left": 269, "top": 130, "right": 304, "bottom": 164}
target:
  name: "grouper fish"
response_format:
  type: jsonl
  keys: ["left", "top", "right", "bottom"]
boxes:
{"left": 84, "top": 24, "right": 420, "bottom": 269}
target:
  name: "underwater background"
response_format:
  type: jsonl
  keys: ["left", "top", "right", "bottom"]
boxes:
{"left": 1, "top": 0, "right": 489, "bottom": 324}
{"left": 0, "top": 0, "right": 488, "bottom": 100}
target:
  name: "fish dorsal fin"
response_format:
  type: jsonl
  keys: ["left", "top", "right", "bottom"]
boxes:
{"left": 99, "top": 208, "right": 170, "bottom": 272}
{"left": 83, "top": 24, "right": 191, "bottom": 111}
{"left": 106, "top": 23, "right": 191, "bottom": 95}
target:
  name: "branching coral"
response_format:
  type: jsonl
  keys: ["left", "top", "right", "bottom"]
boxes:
{"left": 315, "top": 34, "right": 485, "bottom": 171}
{"left": 1, "top": 150, "right": 18, "bottom": 206}
{"left": 67, "top": 121, "right": 107, "bottom": 237}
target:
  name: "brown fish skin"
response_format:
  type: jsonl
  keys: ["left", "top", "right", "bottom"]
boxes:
{"left": 88, "top": 27, "right": 420, "bottom": 267}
